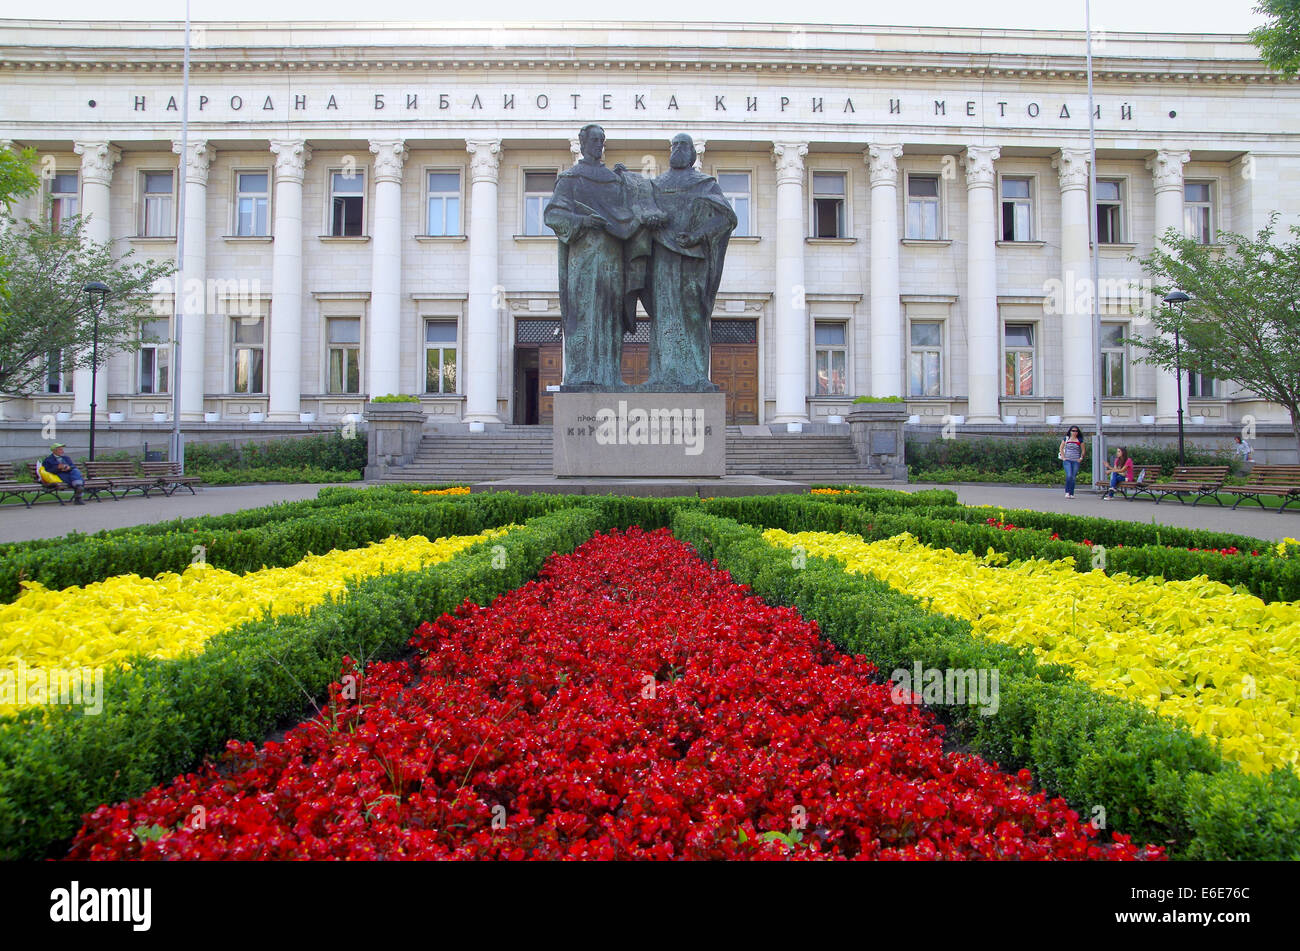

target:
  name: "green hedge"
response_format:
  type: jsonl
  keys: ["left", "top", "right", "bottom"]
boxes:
{"left": 670, "top": 508, "right": 1300, "bottom": 860}
{"left": 906, "top": 436, "right": 1235, "bottom": 478}
{"left": 0, "top": 492, "right": 584, "bottom": 603}
{"left": 708, "top": 495, "right": 1296, "bottom": 602}
{"left": 190, "top": 466, "right": 361, "bottom": 485}
{"left": 183, "top": 431, "right": 367, "bottom": 472}
{"left": 0, "top": 506, "right": 608, "bottom": 860}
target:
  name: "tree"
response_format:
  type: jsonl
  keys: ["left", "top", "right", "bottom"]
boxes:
{"left": 0, "top": 147, "right": 40, "bottom": 301}
{"left": 1252, "top": 0, "right": 1300, "bottom": 76}
{"left": 0, "top": 212, "right": 176, "bottom": 396}
{"left": 1132, "top": 217, "right": 1300, "bottom": 455}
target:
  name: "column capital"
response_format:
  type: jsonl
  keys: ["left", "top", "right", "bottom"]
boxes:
{"left": 771, "top": 141, "right": 808, "bottom": 185}
{"left": 466, "top": 139, "right": 502, "bottom": 185}
{"left": 962, "top": 145, "right": 1001, "bottom": 188}
{"left": 1147, "top": 148, "right": 1190, "bottom": 193}
{"left": 865, "top": 143, "right": 903, "bottom": 187}
{"left": 74, "top": 141, "right": 122, "bottom": 186}
{"left": 269, "top": 139, "right": 312, "bottom": 184}
{"left": 172, "top": 138, "right": 214, "bottom": 187}
{"left": 368, "top": 139, "right": 408, "bottom": 184}
{"left": 1053, "top": 147, "right": 1091, "bottom": 192}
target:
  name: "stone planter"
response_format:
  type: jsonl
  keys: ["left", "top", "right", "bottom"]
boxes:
{"left": 248, "top": 412, "right": 265, "bottom": 423}
{"left": 847, "top": 404, "right": 909, "bottom": 481}
{"left": 204, "top": 412, "right": 221, "bottom": 423}
{"left": 1140, "top": 415, "right": 1156, "bottom": 425}
{"left": 363, "top": 402, "right": 425, "bottom": 479}
{"left": 299, "top": 412, "right": 316, "bottom": 423}
{"left": 107, "top": 412, "right": 125, "bottom": 423}
{"left": 152, "top": 412, "right": 167, "bottom": 422}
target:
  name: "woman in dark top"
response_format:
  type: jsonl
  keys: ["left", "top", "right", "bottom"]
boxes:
{"left": 1059, "top": 426, "right": 1086, "bottom": 499}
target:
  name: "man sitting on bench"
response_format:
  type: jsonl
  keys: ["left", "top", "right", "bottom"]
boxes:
{"left": 40, "top": 443, "right": 85, "bottom": 505}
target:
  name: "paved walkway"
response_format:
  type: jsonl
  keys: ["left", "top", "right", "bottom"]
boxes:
{"left": 1, "top": 480, "right": 1287, "bottom": 544}
{"left": 0, "top": 483, "right": 368, "bottom": 543}
{"left": 901, "top": 482, "right": 1289, "bottom": 541}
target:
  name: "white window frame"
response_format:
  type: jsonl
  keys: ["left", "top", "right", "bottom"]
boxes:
{"left": 139, "top": 316, "right": 172, "bottom": 395}
{"left": 424, "top": 318, "right": 460, "bottom": 394}
{"left": 1184, "top": 180, "right": 1215, "bottom": 245}
{"left": 140, "top": 168, "right": 176, "bottom": 238}
{"left": 231, "top": 314, "right": 267, "bottom": 394}
{"left": 1002, "top": 322, "right": 1037, "bottom": 397}
{"left": 233, "top": 168, "right": 271, "bottom": 237}
{"left": 1095, "top": 176, "right": 1126, "bottom": 244}
{"left": 521, "top": 168, "right": 559, "bottom": 236}
{"left": 810, "top": 169, "right": 849, "bottom": 238}
{"left": 1188, "top": 372, "right": 1219, "bottom": 399}
{"left": 327, "top": 166, "right": 367, "bottom": 237}
{"left": 1100, "top": 321, "right": 1128, "bottom": 398}
{"left": 325, "top": 315, "right": 363, "bottom": 395}
{"left": 998, "top": 174, "right": 1035, "bottom": 242}
{"left": 43, "top": 349, "right": 72, "bottom": 394}
{"left": 48, "top": 170, "right": 79, "bottom": 232}
{"left": 812, "top": 320, "right": 849, "bottom": 396}
{"left": 905, "top": 171, "right": 943, "bottom": 240}
{"left": 907, "top": 320, "right": 944, "bottom": 397}
{"left": 716, "top": 168, "right": 754, "bottom": 236}
{"left": 425, "top": 168, "right": 464, "bottom": 237}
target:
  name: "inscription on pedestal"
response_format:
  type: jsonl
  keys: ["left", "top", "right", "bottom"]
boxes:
{"left": 553, "top": 391, "right": 726, "bottom": 477}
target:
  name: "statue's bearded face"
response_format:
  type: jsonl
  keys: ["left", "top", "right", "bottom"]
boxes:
{"left": 669, "top": 136, "right": 695, "bottom": 169}
{"left": 581, "top": 128, "right": 606, "bottom": 162}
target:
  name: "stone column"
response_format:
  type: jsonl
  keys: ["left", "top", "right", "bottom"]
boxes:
{"left": 963, "top": 145, "right": 1001, "bottom": 423}
{"left": 172, "top": 138, "right": 213, "bottom": 420}
{"left": 463, "top": 139, "right": 502, "bottom": 424}
{"left": 72, "top": 141, "right": 121, "bottom": 420}
{"left": 771, "top": 141, "right": 810, "bottom": 424}
{"left": 1054, "top": 147, "right": 1095, "bottom": 422}
{"left": 367, "top": 139, "right": 407, "bottom": 399}
{"left": 267, "top": 139, "right": 310, "bottom": 421}
{"left": 1148, "top": 148, "right": 1191, "bottom": 422}
{"left": 867, "top": 144, "right": 903, "bottom": 398}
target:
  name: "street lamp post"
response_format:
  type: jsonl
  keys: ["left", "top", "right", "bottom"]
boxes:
{"left": 82, "top": 281, "right": 111, "bottom": 462}
{"left": 1163, "top": 289, "right": 1190, "bottom": 467}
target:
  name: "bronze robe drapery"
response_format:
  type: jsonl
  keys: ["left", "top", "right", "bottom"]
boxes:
{"left": 640, "top": 169, "right": 737, "bottom": 390}
{"left": 544, "top": 160, "right": 653, "bottom": 388}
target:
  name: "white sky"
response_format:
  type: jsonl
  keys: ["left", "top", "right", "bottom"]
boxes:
{"left": 15, "top": 0, "right": 1266, "bottom": 34}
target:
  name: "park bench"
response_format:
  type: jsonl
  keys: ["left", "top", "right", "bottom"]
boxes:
{"left": 1093, "top": 472, "right": 1150, "bottom": 500}
{"left": 1219, "top": 464, "right": 1300, "bottom": 512}
{"left": 140, "top": 461, "right": 201, "bottom": 496}
{"left": 0, "top": 462, "right": 60, "bottom": 507}
{"left": 1129, "top": 465, "right": 1231, "bottom": 506}
{"left": 84, "top": 460, "right": 160, "bottom": 500}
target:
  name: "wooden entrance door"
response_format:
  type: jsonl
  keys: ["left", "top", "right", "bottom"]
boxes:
{"left": 538, "top": 344, "right": 562, "bottom": 424}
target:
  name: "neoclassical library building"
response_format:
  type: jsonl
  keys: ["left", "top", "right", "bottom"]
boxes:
{"left": 1, "top": 18, "right": 1298, "bottom": 430}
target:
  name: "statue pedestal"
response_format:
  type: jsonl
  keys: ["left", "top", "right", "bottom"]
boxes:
{"left": 553, "top": 391, "right": 726, "bottom": 477}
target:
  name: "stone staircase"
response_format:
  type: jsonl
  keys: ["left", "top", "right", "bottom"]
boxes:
{"left": 384, "top": 425, "right": 892, "bottom": 483}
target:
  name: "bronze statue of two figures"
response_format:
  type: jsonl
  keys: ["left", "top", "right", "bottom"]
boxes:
{"left": 545, "top": 126, "right": 736, "bottom": 392}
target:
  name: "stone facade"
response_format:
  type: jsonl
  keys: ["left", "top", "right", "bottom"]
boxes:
{"left": 1, "top": 20, "right": 1298, "bottom": 439}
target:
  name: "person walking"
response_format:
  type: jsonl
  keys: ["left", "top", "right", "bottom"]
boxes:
{"left": 1059, "top": 425, "right": 1086, "bottom": 499}
{"left": 1101, "top": 445, "right": 1134, "bottom": 500}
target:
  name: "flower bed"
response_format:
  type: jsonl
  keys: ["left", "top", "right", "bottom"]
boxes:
{"left": 67, "top": 528, "right": 1157, "bottom": 860}
{"left": 763, "top": 528, "right": 1300, "bottom": 777}
{"left": 0, "top": 528, "right": 511, "bottom": 714}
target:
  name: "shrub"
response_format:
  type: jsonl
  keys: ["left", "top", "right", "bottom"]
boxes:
{"left": 906, "top": 436, "right": 1234, "bottom": 478}
{"left": 184, "top": 432, "right": 367, "bottom": 473}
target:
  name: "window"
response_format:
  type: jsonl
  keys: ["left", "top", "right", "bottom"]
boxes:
{"left": 139, "top": 318, "right": 171, "bottom": 394}
{"left": 1096, "top": 179, "right": 1124, "bottom": 244}
{"left": 49, "top": 172, "right": 78, "bottom": 231}
{"left": 235, "top": 171, "right": 269, "bottom": 237}
{"left": 1184, "top": 182, "right": 1213, "bottom": 244}
{"left": 1188, "top": 373, "right": 1218, "bottom": 398}
{"left": 717, "top": 171, "right": 751, "bottom": 235}
{"left": 425, "top": 320, "right": 458, "bottom": 393}
{"left": 1003, "top": 324, "right": 1035, "bottom": 396}
{"left": 43, "top": 350, "right": 71, "bottom": 394}
{"left": 812, "top": 171, "right": 846, "bottom": 238}
{"left": 426, "top": 170, "right": 461, "bottom": 236}
{"left": 1000, "top": 176, "right": 1033, "bottom": 241}
{"left": 232, "top": 316, "right": 265, "bottom": 394}
{"left": 523, "top": 170, "right": 557, "bottom": 236}
{"left": 909, "top": 322, "right": 942, "bottom": 397}
{"left": 814, "top": 322, "right": 847, "bottom": 396}
{"left": 1100, "top": 322, "right": 1127, "bottom": 397}
{"left": 329, "top": 168, "right": 365, "bottom": 237}
{"left": 141, "top": 171, "right": 175, "bottom": 237}
{"left": 326, "top": 317, "right": 362, "bottom": 394}
{"left": 906, "top": 174, "right": 941, "bottom": 240}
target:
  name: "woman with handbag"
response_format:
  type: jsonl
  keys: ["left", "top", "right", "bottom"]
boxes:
{"left": 1059, "top": 426, "right": 1086, "bottom": 499}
